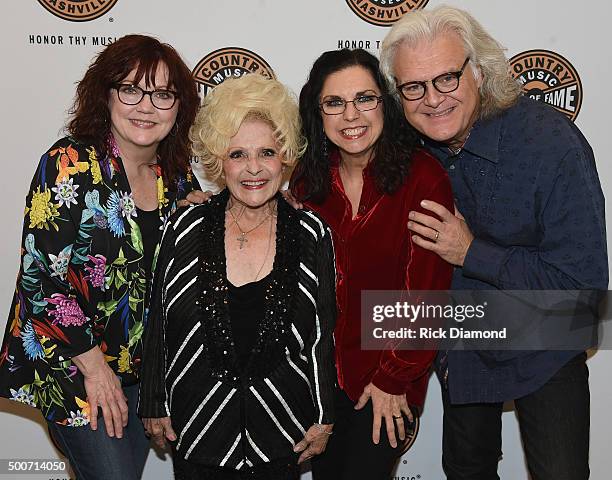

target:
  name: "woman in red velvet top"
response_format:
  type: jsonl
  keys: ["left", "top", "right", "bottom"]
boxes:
{"left": 290, "top": 49, "right": 453, "bottom": 479}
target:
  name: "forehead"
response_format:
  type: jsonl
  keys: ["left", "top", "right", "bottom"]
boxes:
{"left": 320, "top": 66, "right": 379, "bottom": 97}
{"left": 393, "top": 32, "right": 466, "bottom": 81}
{"left": 229, "top": 119, "right": 277, "bottom": 146}
{"left": 123, "top": 61, "right": 170, "bottom": 86}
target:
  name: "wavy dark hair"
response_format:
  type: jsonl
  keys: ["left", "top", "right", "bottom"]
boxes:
{"left": 67, "top": 34, "right": 199, "bottom": 185}
{"left": 290, "top": 48, "right": 418, "bottom": 203}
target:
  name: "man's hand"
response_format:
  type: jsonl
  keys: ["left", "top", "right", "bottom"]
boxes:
{"left": 354, "top": 383, "right": 413, "bottom": 448}
{"left": 177, "top": 189, "right": 213, "bottom": 207}
{"left": 407, "top": 200, "right": 474, "bottom": 266}
{"left": 143, "top": 417, "right": 177, "bottom": 449}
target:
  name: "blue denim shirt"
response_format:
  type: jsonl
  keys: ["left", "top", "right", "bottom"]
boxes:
{"left": 426, "top": 96, "right": 608, "bottom": 403}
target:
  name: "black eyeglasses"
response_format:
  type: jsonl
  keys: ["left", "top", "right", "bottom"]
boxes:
{"left": 396, "top": 57, "right": 471, "bottom": 101}
{"left": 114, "top": 84, "right": 178, "bottom": 110}
{"left": 319, "top": 94, "right": 383, "bottom": 115}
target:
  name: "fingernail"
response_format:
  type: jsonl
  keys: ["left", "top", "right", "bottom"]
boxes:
{"left": 409, "top": 211, "right": 415, "bottom": 218}
{"left": 421, "top": 200, "right": 427, "bottom": 207}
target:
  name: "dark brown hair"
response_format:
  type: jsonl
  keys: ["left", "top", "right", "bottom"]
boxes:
{"left": 68, "top": 34, "right": 199, "bottom": 184}
{"left": 290, "top": 48, "right": 418, "bottom": 203}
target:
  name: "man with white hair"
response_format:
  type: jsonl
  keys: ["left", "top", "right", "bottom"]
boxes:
{"left": 381, "top": 6, "right": 606, "bottom": 480}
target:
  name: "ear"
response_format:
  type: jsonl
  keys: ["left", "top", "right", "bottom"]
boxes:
{"left": 473, "top": 64, "right": 484, "bottom": 88}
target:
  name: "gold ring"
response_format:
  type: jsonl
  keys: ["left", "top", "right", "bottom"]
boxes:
{"left": 434, "top": 231, "right": 440, "bottom": 241}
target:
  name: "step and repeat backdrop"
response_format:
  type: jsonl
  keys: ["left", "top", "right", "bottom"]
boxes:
{"left": 1, "top": 1, "right": 611, "bottom": 479}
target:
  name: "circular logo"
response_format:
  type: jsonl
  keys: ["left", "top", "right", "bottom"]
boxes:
{"left": 510, "top": 49, "right": 583, "bottom": 121}
{"left": 398, "top": 415, "right": 420, "bottom": 455}
{"left": 192, "top": 47, "right": 275, "bottom": 96}
{"left": 37, "top": 0, "right": 119, "bottom": 22}
{"left": 345, "top": 0, "right": 429, "bottom": 27}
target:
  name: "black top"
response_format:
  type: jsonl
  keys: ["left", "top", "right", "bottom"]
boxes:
{"left": 138, "top": 190, "right": 337, "bottom": 469}
{"left": 0, "top": 136, "right": 196, "bottom": 426}
{"left": 136, "top": 207, "right": 161, "bottom": 284}
{"left": 228, "top": 275, "right": 269, "bottom": 370}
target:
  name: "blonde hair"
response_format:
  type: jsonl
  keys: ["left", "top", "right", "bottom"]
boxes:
{"left": 190, "top": 74, "right": 307, "bottom": 180}
{"left": 380, "top": 5, "right": 522, "bottom": 119}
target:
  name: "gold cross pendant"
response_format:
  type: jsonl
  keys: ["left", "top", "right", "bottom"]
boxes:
{"left": 237, "top": 233, "right": 248, "bottom": 249}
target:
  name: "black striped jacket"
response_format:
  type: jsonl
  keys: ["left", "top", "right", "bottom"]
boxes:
{"left": 138, "top": 190, "right": 336, "bottom": 469}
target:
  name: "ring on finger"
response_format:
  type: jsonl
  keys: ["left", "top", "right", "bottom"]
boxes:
{"left": 434, "top": 230, "right": 440, "bottom": 241}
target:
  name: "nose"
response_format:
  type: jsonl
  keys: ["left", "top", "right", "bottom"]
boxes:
{"left": 343, "top": 101, "right": 360, "bottom": 121}
{"left": 245, "top": 155, "right": 263, "bottom": 175}
{"left": 422, "top": 84, "right": 445, "bottom": 109}
{"left": 136, "top": 93, "right": 155, "bottom": 112}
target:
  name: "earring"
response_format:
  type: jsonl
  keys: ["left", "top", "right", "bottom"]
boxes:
{"left": 322, "top": 134, "right": 329, "bottom": 159}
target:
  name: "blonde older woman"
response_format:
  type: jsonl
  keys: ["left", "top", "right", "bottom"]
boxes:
{"left": 138, "top": 74, "right": 336, "bottom": 480}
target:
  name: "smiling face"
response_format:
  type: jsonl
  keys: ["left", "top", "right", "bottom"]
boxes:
{"left": 223, "top": 118, "right": 284, "bottom": 209}
{"left": 108, "top": 62, "right": 179, "bottom": 159}
{"left": 319, "top": 65, "right": 384, "bottom": 165}
{"left": 393, "top": 31, "right": 482, "bottom": 149}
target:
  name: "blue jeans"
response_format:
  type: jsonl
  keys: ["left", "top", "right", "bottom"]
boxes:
{"left": 441, "top": 352, "right": 589, "bottom": 480}
{"left": 47, "top": 384, "right": 150, "bottom": 480}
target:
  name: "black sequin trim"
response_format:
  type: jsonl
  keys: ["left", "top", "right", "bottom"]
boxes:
{"left": 198, "top": 190, "right": 300, "bottom": 385}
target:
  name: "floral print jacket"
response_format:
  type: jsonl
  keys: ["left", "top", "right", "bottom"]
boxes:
{"left": 0, "top": 136, "right": 196, "bottom": 426}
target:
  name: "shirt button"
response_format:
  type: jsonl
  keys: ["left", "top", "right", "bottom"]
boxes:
{"left": 449, "top": 165, "right": 456, "bottom": 170}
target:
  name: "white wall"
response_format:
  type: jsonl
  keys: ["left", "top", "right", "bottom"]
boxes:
{"left": 1, "top": 1, "right": 610, "bottom": 479}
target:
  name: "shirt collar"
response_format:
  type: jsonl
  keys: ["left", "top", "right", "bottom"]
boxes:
{"left": 423, "top": 112, "right": 503, "bottom": 165}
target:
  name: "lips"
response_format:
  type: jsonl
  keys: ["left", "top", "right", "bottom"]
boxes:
{"left": 240, "top": 179, "right": 268, "bottom": 189}
{"left": 129, "top": 119, "right": 157, "bottom": 128}
{"left": 340, "top": 126, "right": 367, "bottom": 139}
{"left": 425, "top": 106, "right": 455, "bottom": 118}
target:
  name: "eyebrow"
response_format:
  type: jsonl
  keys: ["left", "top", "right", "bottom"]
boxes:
{"left": 399, "top": 60, "right": 468, "bottom": 84}
{"left": 321, "top": 89, "right": 378, "bottom": 100}
{"left": 121, "top": 79, "right": 171, "bottom": 89}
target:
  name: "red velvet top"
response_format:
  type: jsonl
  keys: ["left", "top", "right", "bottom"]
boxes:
{"left": 300, "top": 149, "right": 454, "bottom": 407}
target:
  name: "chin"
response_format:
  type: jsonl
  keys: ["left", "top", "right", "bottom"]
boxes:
{"left": 232, "top": 191, "right": 277, "bottom": 209}
{"left": 424, "top": 127, "right": 460, "bottom": 144}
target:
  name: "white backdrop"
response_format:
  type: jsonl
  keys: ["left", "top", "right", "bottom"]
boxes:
{"left": 1, "top": 1, "right": 611, "bottom": 479}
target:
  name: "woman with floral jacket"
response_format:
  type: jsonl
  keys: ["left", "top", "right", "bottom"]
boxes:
{"left": 0, "top": 35, "right": 199, "bottom": 479}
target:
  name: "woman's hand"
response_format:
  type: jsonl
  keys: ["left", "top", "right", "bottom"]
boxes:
{"left": 143, "top": 417, "right": 177, "bottom": 449}
{"left": 177, "top": 189, "right": 214, "bottom": 207}
{"left": 354, "top": 383, "right": 413, "bottom": 448}
{"left": 71, "top": 346, "right": 128, "bottom": 438}
{"left": 281, "top": 189, "right": 303, "bottom": 210}
{"left": 293, "top": 423, "right": 333, "bottom": 463}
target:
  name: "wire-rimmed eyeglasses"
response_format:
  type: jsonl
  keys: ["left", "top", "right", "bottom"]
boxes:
{"left": 114, "top": 83, "right": 178, "bottom": 110}
{"left": 319, "top": 94, "right": 383, "bottom": 115}
{"left": 396, "top": 57, "right": 471, "bottom": 101}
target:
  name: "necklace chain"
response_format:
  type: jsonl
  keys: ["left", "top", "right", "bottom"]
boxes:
{"left": 253, "top": 212, "right": 274, "bottom": 281}
{"left": 228, "top": 206, "right": 271, "bottom": 249}
{"left": 448, "top": 130, "right": 472, "bottom": 156}
{"left": 226, "top": 201, "right": 276, "bottom": 282}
